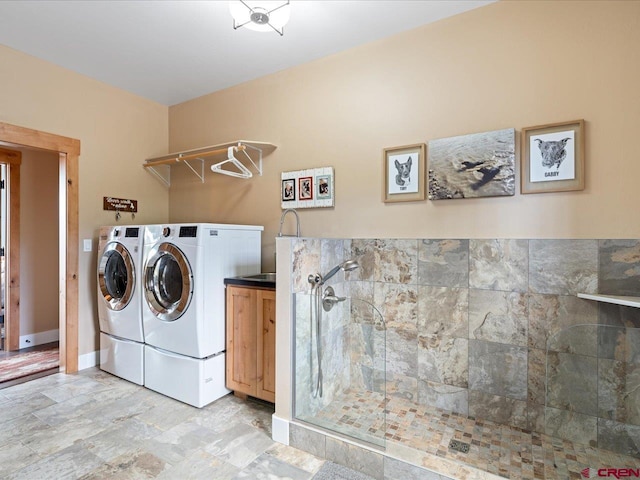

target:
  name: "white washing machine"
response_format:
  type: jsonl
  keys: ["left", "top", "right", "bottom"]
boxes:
{"left": 142, "top": 223, "right": 262, "bottom": 407}
{"left": 97, "top": 225, "right": 145, "bottom": 385}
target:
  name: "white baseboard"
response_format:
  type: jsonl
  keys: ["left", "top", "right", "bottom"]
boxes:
{"left": 78, "top": 350, "right": 99, "bottom": 371}
{"left": 272, "top": 414, "right": 290, "bottom": 445}
{"left": 19, "top": 329, "right": 59, "bottom": 349}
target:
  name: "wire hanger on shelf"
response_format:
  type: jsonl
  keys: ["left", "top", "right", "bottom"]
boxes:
{"left": 210, "top": 146, "right": 254, "bottom": 179}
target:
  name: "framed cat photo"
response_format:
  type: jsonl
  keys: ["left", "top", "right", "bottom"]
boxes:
{"left": 383, "top": 143, "right": 426, "bottom": 203}
{"left": 521, "top": 120, "right": 585, "bottom": 194}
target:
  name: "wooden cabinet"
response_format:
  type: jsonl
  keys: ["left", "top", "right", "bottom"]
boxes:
{"left": 225, "top": 285, "right": 276, "bottom": 403}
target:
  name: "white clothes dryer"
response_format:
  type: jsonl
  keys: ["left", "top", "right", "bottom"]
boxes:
{"left": 141, "top": 223, "right": 262, "bottom": 407}
{"left": 97, "top": 225, "right": 145, "bottom": 385}
{"left": 142, "top": 223, "right": 262, "bottom": 359}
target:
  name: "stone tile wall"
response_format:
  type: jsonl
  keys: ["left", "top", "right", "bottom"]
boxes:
{"left": 290, "top": 238, "right": 640, "bottom": 457}
{"left": 293, "top": 239, "right": 352, "bottom": 420}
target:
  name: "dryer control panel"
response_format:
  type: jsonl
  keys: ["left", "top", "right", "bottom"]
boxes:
{"left": 179, "top": 226, "right": 197, "bottom": 238}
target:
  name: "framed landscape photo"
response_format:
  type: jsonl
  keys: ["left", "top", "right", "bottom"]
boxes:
{"left": 428, "top": 128, "right": 515, "bottom": 200}
{"left": 383, "top": 143, "right": 426, "bottom": 203}
{"left": 521, "top": 119, "right": 584, "bottom": 194}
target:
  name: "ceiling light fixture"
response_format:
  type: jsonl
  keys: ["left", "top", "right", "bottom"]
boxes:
{"left": 229, "top": 1, "right": 291, "bottom": 36}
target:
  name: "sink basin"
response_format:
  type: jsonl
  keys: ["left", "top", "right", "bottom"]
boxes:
{"left": 225, "top": 272, "right": 277, "bottom": 287}
{"left": 241, "top": 273, "right": 276, "bottom": 282}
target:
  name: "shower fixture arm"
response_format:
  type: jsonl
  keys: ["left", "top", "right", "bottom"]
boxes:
{"left": 307, "top": 259, "right": 359, "bottom": 398}
{"left": 320, "top": 264, "right": 342, "bottom": 284}
{"left": 308, "top": 273, "right": 321, "bottom": 287}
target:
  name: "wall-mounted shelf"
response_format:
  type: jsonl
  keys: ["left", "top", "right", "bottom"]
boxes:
{"left": 577, "top": 293, "right": 640, "bottom": 309}
{"left": 143, "top": 140, "right": 277, "bottom": 187}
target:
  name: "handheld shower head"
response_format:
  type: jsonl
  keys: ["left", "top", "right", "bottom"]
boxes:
{"left": 319, "top": 259, "right": 359, "bottom": 285}
{"left": 341, "top": 260, "right": 359, "bottom": 272}
{"left": 307, "top": 258, "right": 359, "bottom": 399}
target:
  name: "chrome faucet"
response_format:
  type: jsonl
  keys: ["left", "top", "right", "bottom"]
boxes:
{"left": 278, "top": 208, "right": 300, "bottom": 237}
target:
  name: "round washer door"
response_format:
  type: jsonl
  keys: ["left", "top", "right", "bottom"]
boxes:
{"left": 98, "top": 242, "right": 135, "bottom": 311}
{"left": 144, "top": 242, "right": 193, "bottom": 322}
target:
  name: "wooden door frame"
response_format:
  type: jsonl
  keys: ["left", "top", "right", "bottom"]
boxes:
{"left": 0, "top": 122, "right": 79, "bottom": 373}
{"left": 0, "top": 148, "right": 21, "bottom": 351}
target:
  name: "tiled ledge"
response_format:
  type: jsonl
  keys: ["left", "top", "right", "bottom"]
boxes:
{"left": 577, "top": 293, "right": 640, "bottom": 308}
{"left": 288, "top": 421, "right": 503, "bottom": 480}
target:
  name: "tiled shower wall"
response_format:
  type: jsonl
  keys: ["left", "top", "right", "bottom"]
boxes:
{"left": 293, "top": 239, "right": 353, "bottom": 419}
{"left": 290, "top": 238, "right": 640, "bottom": 456}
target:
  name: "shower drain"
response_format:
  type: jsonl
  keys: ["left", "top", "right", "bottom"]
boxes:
{"left": 448, "top": 439, "right": 470, "bottom": 454}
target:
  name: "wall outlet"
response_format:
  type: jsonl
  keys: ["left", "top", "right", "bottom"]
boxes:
{"left": 83, "top": 239, "right": 92, "bottom": 252}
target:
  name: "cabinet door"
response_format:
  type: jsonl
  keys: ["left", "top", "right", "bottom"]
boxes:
{"left": 256, "top": 289, "right": 276, "bottom": 403}
{"left": 226, "top": 286, "right": 257, "bottom": 396}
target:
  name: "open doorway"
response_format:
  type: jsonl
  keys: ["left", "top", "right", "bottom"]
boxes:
{"left": 0, "top": 163, "right": 5, "bottom": 351}
{"left": 0, "top": 147, "right": 21, "bottom": 354}
{"left": 0, "top": 147, "right": 60, "bottom": 386}
{"left": 0, "top": 121, "right": 79, "bottom": 378}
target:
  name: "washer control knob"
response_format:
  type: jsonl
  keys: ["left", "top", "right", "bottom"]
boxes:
{"left": 162, "top": 227, "right": 171, "bottom": 237}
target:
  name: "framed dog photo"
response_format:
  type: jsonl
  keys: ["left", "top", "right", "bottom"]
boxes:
{"left": 383, "top": 143, "right": 426, "bottom": 203}
{"left": 316, "top": 174, "right": 332, "bottom": 200}
{"left": 299, "top": 176, "right": 313, "bottom": 200}
{"left": 282, "top": 179, "right": 296, "bottom": 202}
{"left": 521, "top": 119, "right": 584, "bottom": 194}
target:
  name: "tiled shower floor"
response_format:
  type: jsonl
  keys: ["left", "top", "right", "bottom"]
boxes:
{"left": 310, "top": 389, "right": 640, "bottom": 479}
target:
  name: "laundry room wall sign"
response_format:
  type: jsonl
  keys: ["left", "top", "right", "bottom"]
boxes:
{"left": 103, "top": 196, "right": 138, "bottom": 212}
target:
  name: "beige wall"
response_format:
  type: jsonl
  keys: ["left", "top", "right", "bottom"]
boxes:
{"left": 168, "top": 0, "right": 640, "bottom": 272}
{"left": 3, "top": 0, "right": 634, "bottom": 357}
{"left": 20, "top": 150, "right": 59, "bottom": 336}
{"left": 0, "top": 44, "right": 169, "bottom": 356}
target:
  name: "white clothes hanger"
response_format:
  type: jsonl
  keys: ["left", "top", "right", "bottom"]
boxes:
{"left": 210, "top": 146, "right": 253, "bottom": 179}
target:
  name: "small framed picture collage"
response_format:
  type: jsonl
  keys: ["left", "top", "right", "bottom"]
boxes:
{"left": 281, "top": 166, "right": 335, "bottom": 209}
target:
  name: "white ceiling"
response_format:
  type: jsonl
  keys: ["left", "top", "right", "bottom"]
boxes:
{"left": 0, "top": 0, "right": 494, "bottom": 106}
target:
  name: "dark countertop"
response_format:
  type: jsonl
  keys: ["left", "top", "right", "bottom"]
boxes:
{"left": 224, "top": 273, "right": 276, "bottom": 289}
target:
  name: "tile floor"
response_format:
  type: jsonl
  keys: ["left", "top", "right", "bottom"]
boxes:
{"left": 7, "top": 368, "right": 636, "bottom": 480}
{"left": 310, "top": 389, "right": 640, "bottom": 479}
{"left": 0, "top": 368, "right": 327, "bottom": 479}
